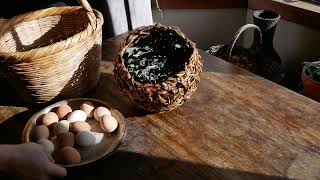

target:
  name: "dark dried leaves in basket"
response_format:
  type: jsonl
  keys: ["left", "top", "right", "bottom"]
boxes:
{"left": 303, "top": 61, "right": 320, "bottom": 82}
{"left": 114, "top": 24, "right": 203, "bottom": 112}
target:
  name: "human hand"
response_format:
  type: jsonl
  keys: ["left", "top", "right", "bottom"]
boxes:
{"left": 5, "top": 143, "right": 66, "bottom": 180}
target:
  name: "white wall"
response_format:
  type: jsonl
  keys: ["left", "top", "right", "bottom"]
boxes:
{"left": 153, "top": 8, "right": 320, "bottom": 75}
{"left": 153, "top": 9, "right": 247, "bottom": 49}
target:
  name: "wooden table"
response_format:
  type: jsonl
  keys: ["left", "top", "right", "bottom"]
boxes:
{"left": 1, "top": 32, "right": 320, "bottom": 180}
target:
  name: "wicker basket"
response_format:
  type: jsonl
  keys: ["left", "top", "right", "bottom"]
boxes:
{"left": 0, "top": 0, "right": 104, "bottom": 104}
{"left": 114, "top": 24, "right": 203, "bottom": 112}
{"left": 208, "top": 24, "right": 262, "bottom": 73}
{"left": 208, "top": 24, "right": 284, "bottom": 83}
{"left": 0, "top": 19, "right": 6, "bottom": 26}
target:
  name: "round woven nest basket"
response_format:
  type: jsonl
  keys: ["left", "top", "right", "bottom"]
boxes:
{"left": 114, "top": 24, "right": 203, "bottom": 113}
{"left": 0, "top": 0, "right": 104, "bottom": 104}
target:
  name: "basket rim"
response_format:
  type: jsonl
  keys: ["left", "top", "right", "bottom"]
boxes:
{"left": 117, "top": 23, "right": 198, "bottom": 86}
{"left": 0, "top": 6, "right": 103, "bottom": 59}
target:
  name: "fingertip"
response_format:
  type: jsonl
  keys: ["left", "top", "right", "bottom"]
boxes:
{"left": 48, "top": 163, "right": 67, "bottom": 178}
{"left": 59, "top": 166, "right": 67, "bottom": 178}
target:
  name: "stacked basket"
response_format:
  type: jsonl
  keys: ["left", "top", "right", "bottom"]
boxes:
{"left": 0, "top": 0, "right": 104, "bottom": 104}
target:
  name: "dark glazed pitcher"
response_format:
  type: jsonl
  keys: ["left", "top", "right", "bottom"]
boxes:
{"left": 252, "top": 10, "right": 285, "bottom": 83}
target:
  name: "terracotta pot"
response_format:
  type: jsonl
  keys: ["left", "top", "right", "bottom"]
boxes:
{"left": 302, "top": 66, "right": 320, "bottom": 102}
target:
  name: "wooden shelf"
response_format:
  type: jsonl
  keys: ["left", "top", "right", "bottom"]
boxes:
{"left": 248, "top": 0, "right": 320, "bottom": 29}
{"left": 273, "top": 0, "right": 320, "bottom": 14}
{"left": 154, "top": 0, "right": 247, "bottom": 9}
{"left": 154, "top": 0, "right": 320, "bottom": 30}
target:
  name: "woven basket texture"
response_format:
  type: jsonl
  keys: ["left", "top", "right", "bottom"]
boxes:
{"left": 0, "top": 0, "right": 104, "bottom": 104}
{"left": 114, "top": 24, "right": 203, "bottom": 112}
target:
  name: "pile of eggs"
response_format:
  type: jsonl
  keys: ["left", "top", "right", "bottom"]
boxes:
{"left": 32, "top": 101, "right": 118, "bottom": 165}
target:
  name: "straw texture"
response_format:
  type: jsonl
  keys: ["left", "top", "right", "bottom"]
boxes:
{"left": 114, "top": 24, "right": 203, "bottom": 112}
{"left": 0, "top": 0, "right": 104, "bottom": 104}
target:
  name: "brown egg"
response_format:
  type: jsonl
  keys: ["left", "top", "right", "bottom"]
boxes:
{"left": 36, "top": 114, "right": 45, "bottom": 126}
{"left": 59, "top": 146, "right": 81, "bottom": 165}
{"left": 42, "top": 112, "right": 59, "bottom": 129}
{"left": 37, "top": 139, "right": 55, "bottom": 155}
{"left": 100, "top": 115, "right": 118, "bottom": 133}
{"left": 53, "top": 120, "right": 70, "bottom": 135}
{"left": 93, "top": 107, "right": 111, "bottom": 122}
{"left": 70, "top": 121, "right": 91, "bottom": 134}
{"left": 75, "top": 131, "right": 96, "bottom": 147}
{"left": 56, "top": 105, "right": 72, "bottom": 119}
{"left": 57, "top": 132, "right": 75, "bottom": 148}
{"left": 33, "top": 125, "right": 50, "bottom": 140}
{"left": 80, "top": 102, "right": 95, "bottom": 118}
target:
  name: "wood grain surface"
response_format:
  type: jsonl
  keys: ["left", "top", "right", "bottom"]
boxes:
{"left": 1, "top": 32, "right": 320, "bottom": 179}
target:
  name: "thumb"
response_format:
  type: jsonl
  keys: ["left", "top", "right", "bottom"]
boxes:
{"left": 47, "top": 163, "right": 67, "bottom": 178}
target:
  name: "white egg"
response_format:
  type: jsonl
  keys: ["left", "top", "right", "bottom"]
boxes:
{"left": 53, "top": 120, "right": 70, "bottom": 135}
{"left": 37, "top": 139, "right": 55, "bottom": 155}
{"left": 75, "top": 131, "right": 96, "bottom": 147}
{"left": 93, "top": 107, "right": 111, "bottom": 122}
{"left": 67, "top": 110, "right": 87, "bottom": 123}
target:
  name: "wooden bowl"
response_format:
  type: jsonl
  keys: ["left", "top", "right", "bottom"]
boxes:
{"left": 22, "top": 98, "right": 126, "bottom": 167}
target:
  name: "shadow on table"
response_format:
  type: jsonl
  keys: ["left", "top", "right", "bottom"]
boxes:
{"left": 0, "top": 71, "right": 149, "bottom": 118}
{"left": 66, "top": 150, "right": 291, "bottom": 180}
{"left": 89, "top": 72, "right": 149, "bottom": 118}
{"left": 0, "top": 109, "right": 36, "bottom": 144}
{"left": 0, "top": 78, "right": 26, "bottom": 107}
